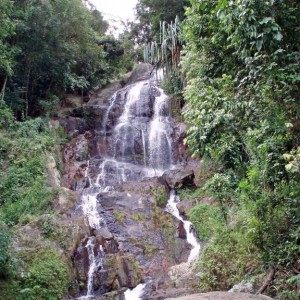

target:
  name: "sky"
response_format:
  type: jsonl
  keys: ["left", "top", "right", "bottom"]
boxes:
{"left": 91, "top": 0, "right": 138, "bottom": 21}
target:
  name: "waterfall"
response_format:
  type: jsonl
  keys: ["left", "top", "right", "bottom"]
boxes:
{"left": 77, "top": 69, "right": 199, "bottom": 298}
{"left": 166, "top": 190, "right": 201, "bottom": 262}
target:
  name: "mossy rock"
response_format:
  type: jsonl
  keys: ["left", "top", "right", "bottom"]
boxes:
{"left": 99, "top": 253, "right": 142, "bottom": 291}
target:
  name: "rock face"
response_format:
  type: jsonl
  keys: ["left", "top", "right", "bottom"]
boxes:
{"left": 165, "top": 292, "right": 273, "bottom": 300}
{"left": 126, "top": 63, "right": 153, "bottom": 85}
{"left": 58, "top": 63, "right": 199, "bottom": 299}
{"left": 62, "top": 131, "right": 92, "bottom": 190}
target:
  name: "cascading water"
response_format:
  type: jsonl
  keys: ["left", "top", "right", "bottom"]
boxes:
{"left": 124, "top": 283, "right": 146, "bottom": 300}
{"left": 166, "top": 190, "right": 201, "bottom": 262}
{"left": 77, "top": 68, "right": 200, "bottom": 299}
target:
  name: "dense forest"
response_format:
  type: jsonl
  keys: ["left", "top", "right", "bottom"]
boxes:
{"left": 0, "top": 0, "right": 299, "bottom": 299}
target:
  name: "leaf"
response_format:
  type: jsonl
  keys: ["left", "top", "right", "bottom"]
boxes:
{"left": 273, "top": 31, "right": 283, "bottom": 41}
{"left": 260, "top": 17, "right": 272, "bottom": 24}
{"left": 256, "top": 39, "right": 263, "bottom": 51}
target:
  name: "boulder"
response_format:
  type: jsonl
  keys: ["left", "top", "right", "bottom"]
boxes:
{"left": 165, "top": 292, "right": 273, "bottom": 300}
{"left": 177, "top": 200, "right": 197, "bottom": 216}
{"left": 95, "top": 228, "right": 114, "bottom": 241}
{"left": 168, "top": 261, "right": 198, "bottom": 289}
{"left": 176, "top": 221, "right": 187, "bottom": 239}
{"left": 229, "top": 281, "right": 255, "bottom": 293}
{"left": 94, "top": 254, "right": 142, "bottom": 292}
{"left": 163, "top": 169, "right": 195, "bottom": 189}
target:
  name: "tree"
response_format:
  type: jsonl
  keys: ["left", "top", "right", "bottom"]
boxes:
{"left": 0, "top": 0, "right": 16, "bottom": 101}
{"left": 2, "top": 0, "right": 115, "bottom": 118}
{"left": 133, "top": 0, "right": 189, "bottom": 44}
{"left": 181, "top": 0, "right": 300, "bottom": 295}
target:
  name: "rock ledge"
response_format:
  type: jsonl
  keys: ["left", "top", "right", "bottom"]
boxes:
{"left": 166, "top": 291, "right": 273, "bottom": 300}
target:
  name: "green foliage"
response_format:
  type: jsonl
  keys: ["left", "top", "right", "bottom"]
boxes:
{"left": 162, "top": 70, "right": 184, "bottom": 98}
{"left": 134, "top": 0, "right": 189, "bottom": 44}
{"left": 198, "top": 228, "right": 257, "bottom": 291}
{"left": 0, "top": 0, "right": 16, "bottom": 76}
{"left": 177, "top": 187, "right": 204, "bottom": 201}
{"left": 0, "top": 108, "right": 59, "bottom": 226}
{"left": 18, "top": 249, "right": 70, "bottom": 300}
{"left": 41, "top": 220, "right": 55, "bottom": 238}
{"left": 188, "top": 205, "right": 224, "bottom": 241}
{"left": 203, "top": 173, "right": 234, "bottom": 222}
{"left": 161, "top": 70, "right": 184, "bottom": 118}
{"left": 0, "top": 0, "right": 130, "bottom": 118}
{"left": 182, "top": 0, "right": 300, "bottom": 296}
{"left": 113, "top": 211, "right": 126, "bottom": 224}
{"left": 0, "top": 223, "right": 11, "bottom": 277}
{"left": 0, "top": 103, "right": 14, "bottom": 130}
{"left": 152, "top": 187, "right": 168, "bottom": 207}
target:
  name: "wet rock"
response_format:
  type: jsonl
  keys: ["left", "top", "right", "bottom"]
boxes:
{"left": 176, "top": 221, "right": 187, "bottom": 239}
{"left": 172, "top": 122, "right": 188, "bottom": 164}
{"left": 177, "top": 200, "right": 197, "bottom": 217}
{"left": 58, "top": 116, "right": 89, "bottom": 137}
{"left": 95, "top": 228, "right": 114, "bottom": 240}
{"left": 73, "top": 237, "right": 90, "bottom": 290}
{"left": 87, "top": 81, "right": 123, "bottom": 107}
{"left": 93, "top": 289, "right": 126, "bottom": 300}
{"left": 185, "top": 158, "right": 204, "bottom": 187}
{"left": 163, "top": 169, "right": 195, "bottom": 189}
{"left": 165, "top": 292, "right": 273, "bottom": 300}
{"left": 126, "top": 63, "right": 152, "bottom": 84}
{"left": 94, "top": 254, "right": 142, "bottom": 292}
{"left": 57, "top": 62, "right": 204, "bottom": 298}
{"left": 62, "top": 132, "right": 93, "bottom": 189}
{"left": 106, "top": 239, "right": 119, "bottom": 254}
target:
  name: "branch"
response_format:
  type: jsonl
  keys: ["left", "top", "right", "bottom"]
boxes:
{"left": 256, "top": 266, "right": 275, "bottom": 295}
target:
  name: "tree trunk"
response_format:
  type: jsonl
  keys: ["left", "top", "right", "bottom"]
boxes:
{"left": 0, "top": 76, "right": 7, "bottom": 102}
{"left": 25, "top": 58, "right": 32, "bottom": 119}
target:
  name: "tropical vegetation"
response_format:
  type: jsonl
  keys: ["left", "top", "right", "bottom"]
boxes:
{"left": 0, "top": 0, "right": 299, "bottom": 299}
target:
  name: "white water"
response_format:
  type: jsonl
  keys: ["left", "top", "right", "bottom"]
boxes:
{"left": 81, "top": 173, "right": 106, "bottom": 297}
{"left": 101, "top": 92, "right": 118, "bottom": 134}
{"left": 166, "top": 190, "right": 201, "bottom": 262}
{"left": 78, "top": 72, "right": 185, "bottom": 298}
{"left": 148, "top": 87, "right": 173, "bottom": 171}
{"left": 124, "top": 283, "right": 146, "bottom": 300}
{"left": 86, "top": 240, "right": 103, "bottom": 296}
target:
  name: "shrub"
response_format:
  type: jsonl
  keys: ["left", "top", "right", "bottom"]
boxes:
{"left": 152, "top": 187, "right": 168, "bottom": 207}
{"left": 188, "top": 204, "right": 224, "bottom": 241}
{"left": 198, "top": 229, "right": 257, "bottom": 291}
{"left": 18, "top": 249, "right": 70, "bottom": 300}
{"left": 0, "top": 223, "right": 11, "bottom": 277}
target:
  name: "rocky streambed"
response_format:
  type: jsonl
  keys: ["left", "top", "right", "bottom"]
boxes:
{"left": 51, "top": 64, "right": 202, "bottom": 299}
{"left": 7, "top": 64, "right": 274, "bottom": 300}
